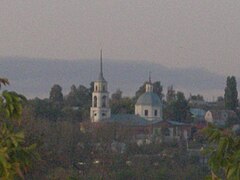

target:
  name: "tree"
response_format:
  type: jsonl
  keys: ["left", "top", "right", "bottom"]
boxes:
{"left": 49, "top": 84, "right": 64, "bottom": 104}
{"left": 111, "top": 89, "right": 122, "bottom": 101}
{"left": 0, "top": 78, "right": 38, "bottom": 179}
{"left": 65, "top": 85, "right": 78, "bottom": 107}
{"left": 153, "top": 81, "right": 163, "bottom": 100}
{"left": 110, "top": 97, "right": 134, "bottom": 114}
{"left": 48, "top": 84, "right": 64, "bottom": 120}
{"left": 64, "top": 84, "right": 91, "bottom": 121}
{"left": 173, "top": 92, "right": 189, "bottom": 122}
{"left": 204, "top": 125, "right": 240, "bottom": 180}
{"left": 166, "top": 85, "right": 175, "bottom": 103}
{"left": 189, "top": 94, "right": 204, "bottom": 101}
{"left": 224, "top": 76, "right": 238, "bottom": 111}
{"left": 165, "top": 90, "right": 189, "bottom": 122}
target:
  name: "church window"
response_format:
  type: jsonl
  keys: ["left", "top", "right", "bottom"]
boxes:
{"left": 144, "top": 110, "right": 148, "bottom": 116}
{"left": 95, "top": 86, "right": 98, "bottom": 91}
{"left": 94, "top": 113, "right": 97, "bottom": 116}
{"left": 154, "top": 110, "right": 158, "bottom": 116}
{"left": 102, "top": 96, "right": 107, "bottom": 107}
{"left": 94, "top": 96, "right": 97, "bottom": 107}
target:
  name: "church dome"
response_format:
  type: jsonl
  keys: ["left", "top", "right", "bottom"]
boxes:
{"left": 136, "top": 92, "right": 162, "bottom": 106}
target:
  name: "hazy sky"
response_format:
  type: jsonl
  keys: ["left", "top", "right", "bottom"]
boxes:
{"left": 1, "top": 0, "right": 240, "bottom": 76}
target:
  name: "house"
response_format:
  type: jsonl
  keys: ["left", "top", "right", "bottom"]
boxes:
{"left": 190, "top": 108, "right": 206, "bottom": 121}
{"left": 205, "top": 110, "right": 238, "bottom": 126}
{"left": 152, "top": 120, "right": 190, "bottom": 143}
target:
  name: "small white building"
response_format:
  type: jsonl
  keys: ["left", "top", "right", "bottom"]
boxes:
{"left": 135, "top": 79, "right": 163, "bottom": 121}
{"left": 205, "top": 110, "right": 237, "bottom": 126}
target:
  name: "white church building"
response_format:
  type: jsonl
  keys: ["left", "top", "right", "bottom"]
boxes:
{"left": 90, "top": 51, "right": 163, "bottom": 123}
{"left": 135, "top": 77, "right": 163, "bottom": 121}
{"left": 88, "top": 51, "right": 190, "bottom": 144}
{"left": 90, "top": 50, "right": 111, "bottom": 122}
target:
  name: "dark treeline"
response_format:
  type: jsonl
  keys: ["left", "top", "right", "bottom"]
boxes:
{"left": 29, "top": 80, "right": 193, "bottom": 123}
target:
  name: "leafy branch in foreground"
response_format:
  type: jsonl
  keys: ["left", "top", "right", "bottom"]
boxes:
{"left": 203, "top": 124, "right": 240, "bottom": 180}
{"left": 0, "top": 78, "right": 39, "bottom": 179}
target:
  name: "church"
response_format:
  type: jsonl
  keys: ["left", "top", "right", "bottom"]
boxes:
{"left": 89, "top": 51, "right": 190, "bottom": 143}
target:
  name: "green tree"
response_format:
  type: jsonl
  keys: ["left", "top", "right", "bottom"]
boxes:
{"left": 224, "top": 76, "right": 238, "bottom": 111}
{"left": 204, "top": 125, "right": 240, "bottom": 180}
{"left": 111, "top": 89, "right": 122, "bottom": 101}
{"left": 49, "top": 84, "right": 64, "bottom": 104}
{"left": 189, "top": 94, "right": 204, "bottom": 101}
{"left": 110, "top": 97, "right": 134, "bottom": 114}
{"left": 153, "top": 81, "right": 164, "bottom": 100}
{"left": 165, "top": 91, "right": 189, "bottom": 122}
{"left": 166, "top": 85, "right": 175, "bottom": 103}
{"left": 66, "top": 85, "right": 78, "bottom": 107}
{"left": 0, "top": 78, "right": 38, "bottom": 179}
{"left": 174, "top": 92, "right": 189, "bottom": 122}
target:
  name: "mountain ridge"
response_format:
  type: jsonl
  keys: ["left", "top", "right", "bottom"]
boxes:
{"left": 0, "top": 57, "right": 236, "bottom": 100}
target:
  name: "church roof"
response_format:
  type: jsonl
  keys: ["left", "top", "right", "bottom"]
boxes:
{"left": 105, "top": 114, "right": 161, "bottom": 126}
{"left": 136, "top": 92, "right": 162, "bottom": 106}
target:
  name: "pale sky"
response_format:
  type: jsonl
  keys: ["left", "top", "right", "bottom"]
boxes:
{"left": 1, "top": 0, "right": 240, "bottom": 76}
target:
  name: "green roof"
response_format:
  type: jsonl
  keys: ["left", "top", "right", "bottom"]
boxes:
{"left": 106, "top": 114, "right": 161, "bottom": 126}
{"left": 136, "top": 92, "right": 162, "bottom": 106}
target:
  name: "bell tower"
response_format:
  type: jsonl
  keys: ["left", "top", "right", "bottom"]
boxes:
{"left": 90, "top": 50, "right": 111, "bottom": 122}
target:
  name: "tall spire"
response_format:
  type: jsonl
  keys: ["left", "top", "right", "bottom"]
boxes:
{"left": 149, "top": 71, "right": 152, "bottom": 83}
{"left": 100, "top": 49, "right": 103, "bottom": 76}
{"left": 98, "top": 49, "right": 105, "bottom": 81}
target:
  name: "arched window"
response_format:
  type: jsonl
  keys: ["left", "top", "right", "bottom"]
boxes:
{"left": 95, "top": 86, "right": 98, "bottom": 91}
{"left": 102, "top": 95, "right": 107, "bottom": 107}
{"left": 144, "top": 110, "right": 148, "bottom": 116}
{"left": 94, "top": 96, "right": 97, "bottom": 107}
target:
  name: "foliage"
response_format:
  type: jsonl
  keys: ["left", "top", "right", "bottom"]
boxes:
{"left": 203, "top": 124, "right": 240, "bottom": 180}
{"left": 153, "top": 81, "right": 164, "bottom": 100}
{"left": 224, "top": 76, "right": 238, "bottom": 111}
{"left": 30, "top": 83, "right": 92, "bottom": 122}
{"left": 110, "top": 96, "right": 134, "bottom": 114}
{"left": 0, "top": 78, "right": 38, "bottom": 179}
{"left": 189, "top": 94, "right": 204, "bottom": 101}
{"left": 111, "top": 89, "right": 122, "bottom": 101}
{"left": 49, "top": 84, "right": 64, "bottom": 104}
{"left": 65, "top": 84, "right": 91, "bottom": 108}
{"left": 166, "top": 85, "right": 175, "bottom": 103}
{"left": 164, "top": 90, "right": 190, "bottom": 122}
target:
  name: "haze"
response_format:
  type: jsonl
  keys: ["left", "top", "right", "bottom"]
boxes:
{"left": 1, "top": 1, "right": 240, "bottom": 76}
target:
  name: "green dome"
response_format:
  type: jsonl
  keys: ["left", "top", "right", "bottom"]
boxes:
{"left": 136, "top": 92, "right": 162, "bottom": 106}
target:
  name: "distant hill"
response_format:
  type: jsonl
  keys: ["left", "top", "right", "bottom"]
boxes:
{"left": 0, "top": 57, "right": 235, "bottom": 100}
